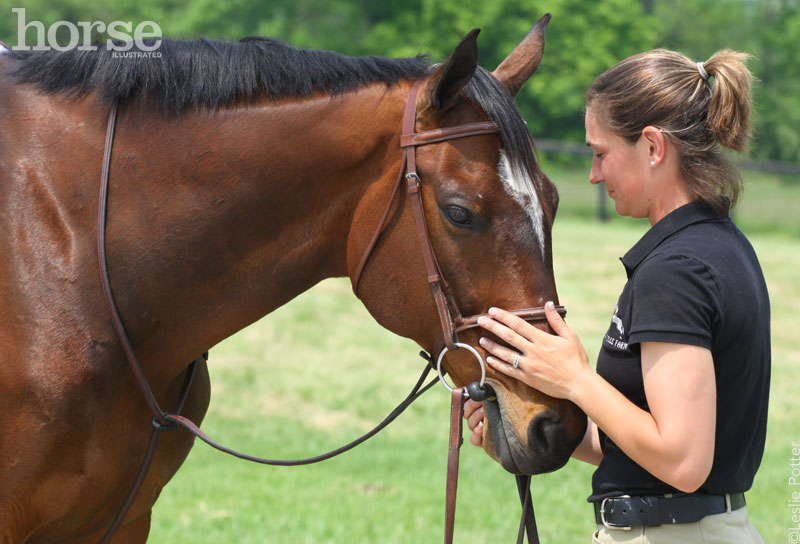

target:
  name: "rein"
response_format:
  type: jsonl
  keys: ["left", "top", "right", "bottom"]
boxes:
{"left": 97, "top": 79, "right": 559, "bottom": 543}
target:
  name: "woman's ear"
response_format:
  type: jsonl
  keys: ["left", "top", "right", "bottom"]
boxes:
{"left": 641, "top": 126, "right": 666, "bottom": 167}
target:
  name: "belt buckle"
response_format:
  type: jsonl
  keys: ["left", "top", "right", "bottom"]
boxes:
{"left": 600, "top": 495, "right": 632, "bottom": 531}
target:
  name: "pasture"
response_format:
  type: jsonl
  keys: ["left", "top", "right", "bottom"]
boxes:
{"left": 150, "top": 164, "right": 799, "bottom": 543}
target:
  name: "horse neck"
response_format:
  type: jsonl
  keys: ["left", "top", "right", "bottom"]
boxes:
{"left": 110, "top": 83, "right": 407, "bottom": 366}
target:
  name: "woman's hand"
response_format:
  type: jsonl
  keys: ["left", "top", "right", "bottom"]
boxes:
{"left": 464, "top": 399, "right": 485, "bottom": 447}
{"left": 476, "top": 302, "right": 592, "bottom": 402}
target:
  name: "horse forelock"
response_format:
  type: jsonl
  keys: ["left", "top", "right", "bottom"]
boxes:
{"left": 463, "top": 68, "right": 549, "bottom": 260}
{"left": 8, "top": 37, "right": 430, "bottom": 114}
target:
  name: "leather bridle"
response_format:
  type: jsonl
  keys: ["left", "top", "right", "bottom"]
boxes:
{"left": 352, "top": 79, "right": 565, "bottom": 359}
{"left": 96, "top": 78, "right": 563, "bottom": 543}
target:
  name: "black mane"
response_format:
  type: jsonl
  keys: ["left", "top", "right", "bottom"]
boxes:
{"left": 9, "top": 37, "right": 430, "bottom": 113}
{"left": 9, "top": 36, "right": 540, "bottom": 201}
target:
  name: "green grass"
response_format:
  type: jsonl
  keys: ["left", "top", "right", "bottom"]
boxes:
{"left": 149, "top": 172, "right": 799, "bottom": 543}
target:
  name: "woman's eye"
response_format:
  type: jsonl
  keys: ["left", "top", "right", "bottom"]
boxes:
{"left": 445, "top": 205, "right": 472, "bottom": 226}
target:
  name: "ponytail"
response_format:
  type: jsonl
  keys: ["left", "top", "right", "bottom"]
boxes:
{"left": 704, "top": 50, "right": 753, "bottom": 152}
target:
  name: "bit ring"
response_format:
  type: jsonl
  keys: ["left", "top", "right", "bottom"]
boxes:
{"left": 436, "top": 343, "right": 486, "bottom": 397}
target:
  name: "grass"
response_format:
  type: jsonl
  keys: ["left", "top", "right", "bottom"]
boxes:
{"left": 149, "top": 167, "right": 799, "bottom": 543}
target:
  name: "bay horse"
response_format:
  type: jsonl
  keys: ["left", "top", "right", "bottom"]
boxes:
{"left": 0, "top": 14, "right": 585, "bottom": 542}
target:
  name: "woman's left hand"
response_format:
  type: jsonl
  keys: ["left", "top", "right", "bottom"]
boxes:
{"left": 477, "top": 302, "right": 592, "bottom": 401}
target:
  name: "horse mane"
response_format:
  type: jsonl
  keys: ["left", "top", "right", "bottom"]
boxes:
{"left": 8, "top": 37, "right": 430, "bottom": 113}
{"left": 9, "top": 36, "right": 541, "bottom": 204}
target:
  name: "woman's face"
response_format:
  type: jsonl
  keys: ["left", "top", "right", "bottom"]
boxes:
{"left": 585, "top": 106, "right": 653, "bottom": 220}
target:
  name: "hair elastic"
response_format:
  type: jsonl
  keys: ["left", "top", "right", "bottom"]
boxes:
{"left": 696, "top": 61, "right": 710, "bottom": 82}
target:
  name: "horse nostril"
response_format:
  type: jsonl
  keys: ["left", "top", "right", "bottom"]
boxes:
{"left": 529, "top": 409, "right": 566, "bottom": 455}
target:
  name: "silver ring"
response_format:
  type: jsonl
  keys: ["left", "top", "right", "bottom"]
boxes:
{"left": 513, "top": 354, "right": 521, "bottom": 369}
{"left": 436, "top": 342, "right": 486, "bottom": 397}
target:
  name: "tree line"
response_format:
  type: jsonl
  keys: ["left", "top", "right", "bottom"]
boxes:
{"left": 1, "top": 0, "right": 797, "bottom": 164}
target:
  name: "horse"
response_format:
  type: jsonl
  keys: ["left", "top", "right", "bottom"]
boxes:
{"left": 0, "top": 14, "right": 586, "bottom": 542}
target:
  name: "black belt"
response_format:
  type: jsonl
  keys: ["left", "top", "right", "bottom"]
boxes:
{"left": 593, "top": 493, "right": 746, "bottom": 529}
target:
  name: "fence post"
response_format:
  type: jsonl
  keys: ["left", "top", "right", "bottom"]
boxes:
{"left": 597, "top": 184, "right": 608, "bottom": 222}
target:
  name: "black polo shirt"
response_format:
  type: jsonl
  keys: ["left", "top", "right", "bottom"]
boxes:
{"left": 588, "top": 200, "right": 771, "bottom": 502}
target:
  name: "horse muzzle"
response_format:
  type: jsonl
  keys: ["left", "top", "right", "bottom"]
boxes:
{"left": 481, "top": 380, "right": 584, "bottom": 475}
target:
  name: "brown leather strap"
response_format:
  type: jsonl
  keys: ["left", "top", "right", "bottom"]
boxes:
{"left": 444, "top": 387, "right": 465, "bottom": 544}
{"left": 350, "top": 148, "right": 407, "bottom": 296}
{"left": 429, "top": 306, "right": 567, "bottom": 365}
{"left": 455, "top": 306, "right": 566, "bottom": 333}
{"left": 97, "top": 101, "right": 170, "bottom": 427}
{"left": 440, "top": 389, "right": 540, "bottom": 544}
{"left": 400, "top": 121, "right": 499, "bottom": 148}
{"left": 402, "top": 81, "right": 458, "bottom": 350}
{"left": 405, "top": 170, "right": 459, "bottom": 350}
{"left": 515, "top": 475, "right": 539, "bottom": 544}
{"left": 99, "top": 429, "right": 163, "bottom": 544}
{"left": 162, "top": 363, "right": 438, "bottom": 466}
{"left": 99, "top": 357, "right": 200, "bottom": 544}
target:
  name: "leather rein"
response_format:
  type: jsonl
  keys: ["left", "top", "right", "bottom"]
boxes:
{"left": 96, "top": 79, "right": 561, "bottom": 543}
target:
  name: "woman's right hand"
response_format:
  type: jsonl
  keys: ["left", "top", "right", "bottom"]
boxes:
{"left": 464, "top": 399, "right": 485, "bottom": 447}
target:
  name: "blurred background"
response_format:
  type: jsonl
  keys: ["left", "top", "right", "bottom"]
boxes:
{"left": 2, "top": 2, "right": 797, "bottom": 542}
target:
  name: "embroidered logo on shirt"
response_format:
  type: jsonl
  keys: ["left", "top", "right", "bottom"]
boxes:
{"left": 604, "top": 305, "right": 628, "bottom": 350}
{"left": 611, "top": 305, "right": 624, "bottom": 336}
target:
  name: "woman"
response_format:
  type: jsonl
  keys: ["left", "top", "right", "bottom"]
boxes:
{"left": 466, "top": 49, "right": 770, "bottom": 543}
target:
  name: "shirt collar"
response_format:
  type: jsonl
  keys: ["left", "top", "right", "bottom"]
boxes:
{"left": 620, "top": 199, "right": 727, "bottom": 277}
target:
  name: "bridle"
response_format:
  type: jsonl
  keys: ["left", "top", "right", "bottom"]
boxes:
{"left": 96, "top": 78, "right": 563, "bottom": 543}
{"left": 352, "top": 79, "right": 565, "bottom": 361}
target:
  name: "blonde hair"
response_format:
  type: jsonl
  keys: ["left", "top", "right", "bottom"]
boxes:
{"left": 586, "top": 49, "right": 753, "bottom": 213}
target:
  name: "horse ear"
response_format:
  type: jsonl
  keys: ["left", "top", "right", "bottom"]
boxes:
{"left": 419, "top": 28, "right": 480, "bottom": 116}
{"left": 491, "top": 13, "right": 551, "bottom": 97}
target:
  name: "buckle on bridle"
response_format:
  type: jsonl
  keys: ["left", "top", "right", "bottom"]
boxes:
{"left": 405, "top": 172, "right": 420, "bottom": 192}
{"left": 599, "top": 496, "right": 632, "bottom": 531}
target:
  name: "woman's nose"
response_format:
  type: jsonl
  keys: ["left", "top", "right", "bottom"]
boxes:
{"left": 589, "top": 165, "right": 602, "bottom": 185}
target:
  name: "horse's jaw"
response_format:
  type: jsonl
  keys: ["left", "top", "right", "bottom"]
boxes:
{"left": 481, "top": 380, "right": 581, "bottom": 475}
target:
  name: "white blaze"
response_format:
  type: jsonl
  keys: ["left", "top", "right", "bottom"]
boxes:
{"left": 497, "top": 150, "right": 545, "bottom": 261}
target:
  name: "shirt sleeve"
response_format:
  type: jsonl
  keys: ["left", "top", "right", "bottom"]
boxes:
{"left": 627, "top": 253, "right": 720, "bottom": 349}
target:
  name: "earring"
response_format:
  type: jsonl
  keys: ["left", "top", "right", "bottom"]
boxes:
{"left": 650, "top": 160, "right": 655, "bottom": 166}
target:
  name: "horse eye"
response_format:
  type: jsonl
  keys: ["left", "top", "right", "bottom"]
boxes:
{"left": 445, "top": 205, "right": 472, "bottom": 226}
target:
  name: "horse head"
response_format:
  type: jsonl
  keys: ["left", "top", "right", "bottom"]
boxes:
{"left": 348, "top": 14, "right": 587, "bottom": 475}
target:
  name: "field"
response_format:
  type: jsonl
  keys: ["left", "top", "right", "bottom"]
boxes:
{"left": 149, "top": 163, "right": 800, "bottom": 543}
